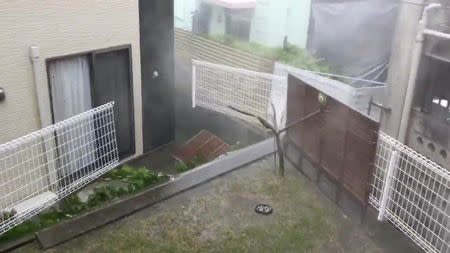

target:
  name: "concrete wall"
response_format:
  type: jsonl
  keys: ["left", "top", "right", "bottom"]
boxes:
{"left": 0, "top": 0, "right": 143, "bottom": 156}
{"left": 382, "top": 0, "right": 424, "bottom": 138}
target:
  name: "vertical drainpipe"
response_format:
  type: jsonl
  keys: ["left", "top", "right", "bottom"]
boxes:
{"left": 398, "top": 3, "right": 442, "bottom": 143}
{"left": 381, "top": 0, "right": 425, "bottom": 139}
{"left": 29, "top": 45, "right": 51, "bottom": 128}
{"left": 29, "top": 45, "right": 58, "bottom": 190}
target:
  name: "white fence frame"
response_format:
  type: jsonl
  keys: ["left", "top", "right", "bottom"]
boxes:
{"left": 0, "top": 102, "right": 119, "bottom": 235}
{"left": 192, "top": 60, "right": 287, "bottom": 126}
{"left": 370, "top": 132, "right": 450, "bottom": 253}
{"left": 191, "top": 59, "right": 449, "bottom": 252}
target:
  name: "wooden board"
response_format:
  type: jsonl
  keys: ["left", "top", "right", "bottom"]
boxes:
{"left": 286, "top": 74, "right": 379, "bottom": 204}
{"left": 173, "top": 130, "right": 230, "bottom": 163}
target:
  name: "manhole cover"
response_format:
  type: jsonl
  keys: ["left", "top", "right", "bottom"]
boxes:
{"left": 255, "top": 204, "right": 273, "bottom": 215}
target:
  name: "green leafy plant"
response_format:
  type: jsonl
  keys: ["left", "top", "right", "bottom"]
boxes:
{"left": 86, "top": 166, "right": 169, "bottom": 208}
{"left": 0, "top": 159, "right": 213, "bottom": 243}
{"left": 174, "top": 161, "right": 189, "bottom": 173}
{"left": 87, "top": 187, "right": 114, "bottom": 208}
{"left": 108, "top": 165, "right": 167, "bottom": 192}
{"left": 0, "top": 221, "right": 40, "bottom": 243}
{"left": 0, "top": 209, "right": 69, "bottom": 243}
{"left": 0, "top": 165, "right": 170, "bottom": 243}
{"left": 175, "top": 156, "right": 207, "bottom": 173}
{"left": 37, "top": 208, "right": 67, "bottom": 227}
{"left": 63, "top": 194, "right": 89, "bottom": 215}
{"left": 187, "top": 156, "right": 207, "bottom": 169}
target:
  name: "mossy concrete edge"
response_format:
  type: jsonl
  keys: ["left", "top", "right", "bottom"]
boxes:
{"left": 35, "top": 138, "right": 276, "bottom": 249}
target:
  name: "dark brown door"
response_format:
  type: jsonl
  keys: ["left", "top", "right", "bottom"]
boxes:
{"left": 91, "top": 48, "right": 135, "bottom": 159}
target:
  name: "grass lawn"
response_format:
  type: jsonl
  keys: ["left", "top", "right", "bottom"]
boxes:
{"left": 13, "top": 156, "right": 385, "bottom": 253}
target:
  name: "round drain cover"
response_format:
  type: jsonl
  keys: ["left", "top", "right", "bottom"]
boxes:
{"left": 255, "top": 204, "right": 273, "bottom": 215}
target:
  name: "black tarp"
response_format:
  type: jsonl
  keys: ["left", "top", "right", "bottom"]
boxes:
{"left": 307, "top": 0, "right": 400, "bottom": 85}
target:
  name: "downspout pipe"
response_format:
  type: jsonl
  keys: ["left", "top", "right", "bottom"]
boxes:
{"left": 29, "top": 45, "right": 49, "bottom": 128}
{"left": 29, "top": 46, "right": 59, "bottom": 190}
{"left": 398, "top": 3, "right": 443, "bottom": 143}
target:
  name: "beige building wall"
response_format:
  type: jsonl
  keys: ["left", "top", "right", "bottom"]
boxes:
{"left": 0, "top": 0, "right": 143, "bottom": 157}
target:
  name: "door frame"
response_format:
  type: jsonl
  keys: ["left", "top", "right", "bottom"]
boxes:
{"left": 46, "top": 44, "right": 137, "bottom": 161}
{"left": 91, "top": 47, "right": 136, "bottom": 159}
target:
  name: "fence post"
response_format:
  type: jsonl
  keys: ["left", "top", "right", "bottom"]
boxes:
{"left": 192, "top": 63, "right": 196, "bottom": 108}
{"left": 44, "top": 138, "right": 58, "bottom": 191}
{"left": 378, "top": 150, "right": 399, "bottom": 221}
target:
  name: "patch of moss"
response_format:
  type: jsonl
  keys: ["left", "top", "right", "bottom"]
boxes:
{"left": 63, "top": 194, "right": 89, "bottom": 215}
{"left": 0, "top": 221, "right": 40, "bottom": 243}
{"left": 37, "top": 208, "right": 67, "bottom": 227}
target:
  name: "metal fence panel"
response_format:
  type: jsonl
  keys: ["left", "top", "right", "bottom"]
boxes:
{"left": 192, "top": 60, "right": 286, "bottom": 125}
{"left": 370, "top": 132, "right": 450, "bottom": 253}
{"left": 0, "top": 102, "right": 119, "bottom": 235}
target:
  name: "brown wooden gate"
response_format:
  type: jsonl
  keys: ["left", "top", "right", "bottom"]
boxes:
{"left": 286, "top": 74, "right": 379, "bottom": 204}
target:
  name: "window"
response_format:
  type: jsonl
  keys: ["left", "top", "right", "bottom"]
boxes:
{"left": 47, "top": 46, "right": 135, "bottom": 161}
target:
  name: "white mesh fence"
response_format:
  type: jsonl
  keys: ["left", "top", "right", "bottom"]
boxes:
{"left": 192, "top": 59, "right": 450, "bottom": 252}
{"left": 370, "top": 132, "right": 450, "bottom": 253}
{"left": 0, "top": 102, "right": 119, "bottom": 235}
{"left": 192, "top": 60, "right": 286, "bottom": 126}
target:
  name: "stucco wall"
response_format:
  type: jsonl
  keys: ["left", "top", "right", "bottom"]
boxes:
{"left": 0, "top": 0, "right": 142, "bottom": 156}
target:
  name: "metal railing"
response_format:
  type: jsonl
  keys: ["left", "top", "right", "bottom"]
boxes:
{"left": 0, "top": 102, "right": 119, "bottom": 235}
{"left": 370, "top": 132, "right": 450, "bottom": 253}
{"left": 192, "top": 60, "right": 286, "bottom": 126}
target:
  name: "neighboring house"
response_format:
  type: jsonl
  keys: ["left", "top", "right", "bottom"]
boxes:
{"left": 0, "top": 0, "right": 174, "bottom": 159}
{"left": 249, "top": 0, "right": 311, "bottom": 48}
{"left": 175, "top": 0, "right": 198, "bottom": 31}
{"left": 174, "top": 0, "right": 311, "bottom": 49}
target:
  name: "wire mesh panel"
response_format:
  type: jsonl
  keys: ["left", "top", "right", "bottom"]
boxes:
{"left": 0, "top": 102, "right": 119, "bottom": 235}
{"left": 192, "top": 60, "right": 286, "bottom": 125}
{"left": 370, "top": 132, "right": 450, "bottom": 253}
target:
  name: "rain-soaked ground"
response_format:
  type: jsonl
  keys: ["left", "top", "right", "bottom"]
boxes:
{"left": 13, "top": 155, "right": 415, "bottom": 253}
